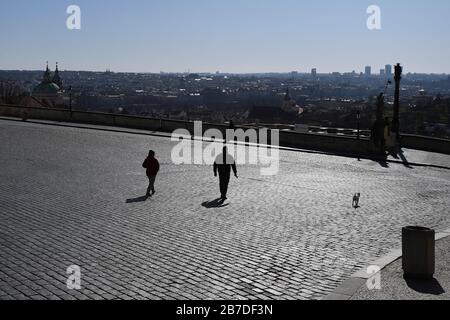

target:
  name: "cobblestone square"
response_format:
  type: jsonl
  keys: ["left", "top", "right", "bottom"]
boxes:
{"left": 1, "top": 119, "right": 449, "bottom": 300}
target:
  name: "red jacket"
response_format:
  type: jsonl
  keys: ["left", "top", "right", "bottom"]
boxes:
{"left": 142, "top": 156, "right": 160, "bottom": 177}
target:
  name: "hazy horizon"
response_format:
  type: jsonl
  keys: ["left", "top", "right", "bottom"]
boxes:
{"left": 1, "top": 67, "right": 449, "bottom": 76}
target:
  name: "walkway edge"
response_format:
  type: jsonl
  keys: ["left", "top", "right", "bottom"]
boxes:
{"left": 323, "top": 227, "right": 450, "bottom": 300}
{"left": 1, "top": 116, "right": 449, "bottom": 170}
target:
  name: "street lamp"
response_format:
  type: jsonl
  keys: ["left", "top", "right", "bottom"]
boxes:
{"left": 68, "top": 86, "right": 72, "bottom": 113}
{"left": 393, "top": 63, "right": 402, "bottom": 141}
{"left": 356, "top": 110, "right": 361, "bottom": 140}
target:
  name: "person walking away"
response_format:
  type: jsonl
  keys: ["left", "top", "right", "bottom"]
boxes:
{"left": 213, "top": 146, "right": 238, "bottom": 200}
{"left": 142, "top": 150, "right": 160, "bottom": 198}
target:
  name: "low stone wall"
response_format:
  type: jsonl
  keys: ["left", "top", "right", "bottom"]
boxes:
{"left": 0, "top": 104, "right": 71, "bottom": 122}
{"left": 278, "top": 130, "right": 377, "bottom": 155}
{"left": 1, "top": 104, "right": 447, "bottom": 156}
{"left": 401, "top": 134, "right": 450, "bottom": 155}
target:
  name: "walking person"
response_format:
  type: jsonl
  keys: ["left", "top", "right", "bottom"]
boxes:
{"left": 214, "top": 146, "right": 238, "bottom": 200}
{"left": 142, "top": 150, "right": 160, "bottom": 198}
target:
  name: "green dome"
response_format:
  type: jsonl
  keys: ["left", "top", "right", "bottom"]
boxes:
{"left": 33, "top": 82, "right": 60, "bottom": 95}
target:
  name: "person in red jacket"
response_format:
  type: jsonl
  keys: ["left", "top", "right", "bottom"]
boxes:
{"left": 142, "top": 150, "right": 160, "bottom": 198}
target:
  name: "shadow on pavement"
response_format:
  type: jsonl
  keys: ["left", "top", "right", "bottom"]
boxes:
{"left": 126, "top": 195, "right": 148, "bottom": 203}
{"left": 389, "top": 147, "right": 413, "bottom": 169}
{"left": 202, "top": 198, "right": 230, "bottom": 209}
{"left": 404, "top": 276, "right": 446, "bottom": 295}
{"left": 372, "top": 147, "right": 414, "bottom": 169}
{"left": 375, "top": 159, "right": 390, "bottom": 168}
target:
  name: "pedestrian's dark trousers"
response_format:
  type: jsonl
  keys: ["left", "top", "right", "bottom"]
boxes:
{"left": 146, "top": 175, "right": 156, "bottom": 195}
{"left": 219, "top": 173, "right": 230, "bottom": 197}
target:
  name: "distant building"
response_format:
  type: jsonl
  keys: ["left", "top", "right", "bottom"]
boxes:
{"left": 311, "top": 68, "right": 317, "bottom": 78}
{"left": 247, "top": 106, "right": 295, "bottom": 124}
{"left": 380, "top": 69, "right": 385, "bottom": 76}
{"left": 281, "top": 88, "right": 300, "bottom": 113}
{"left": 7, "top": 96, "right": 48, "bottom": 108}
{"left": 385, "top": 64, "right": 392, "bottom": 76}
{"left": 1, "top": 80, "right": 47, "bottom": 107}
{"left": 32, "top": 62, "right": 63, "bottom": 108}
{"left": 247, "top": 88, "right": 302, "bottom": 124}
{"left": 413, "top": 89, "right": 433, "bottom": 107}
{"left": 365, "top": 66, "right": 371, "bottom": 76}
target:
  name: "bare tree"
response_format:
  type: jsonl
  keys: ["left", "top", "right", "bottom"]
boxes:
{"left": 0, "top": 80, "right": 24, "bottom": 103}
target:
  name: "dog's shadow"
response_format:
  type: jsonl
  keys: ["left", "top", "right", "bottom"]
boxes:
{"left": 126, "top": 195, "right": 148, "bottom": 203}
{"left": 202, "top": 198, "right": 230, "bottom": 209}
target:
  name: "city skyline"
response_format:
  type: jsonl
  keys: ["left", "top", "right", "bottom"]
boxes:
{"left": 1, "top": 0, "right": 450, "bottom": 73}
{"left": 3, "top": 63, "right": 449, "bottom": 76}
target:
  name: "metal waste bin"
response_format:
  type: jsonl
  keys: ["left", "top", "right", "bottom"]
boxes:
{"left": 402, "top": 226, "right": 435, "bottom": 278}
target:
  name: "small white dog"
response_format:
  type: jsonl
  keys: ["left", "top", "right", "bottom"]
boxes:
{"left": 352, "top": 193, "right": 361, "bottom": 208}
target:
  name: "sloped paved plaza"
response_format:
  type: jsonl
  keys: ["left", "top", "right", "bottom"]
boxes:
{"left": 1, "top": 119, "right": 449, "bottom": 300}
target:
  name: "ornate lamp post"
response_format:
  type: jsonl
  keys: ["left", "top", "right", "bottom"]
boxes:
{"left": 356, "top": 110, "right": 361, "bottom": 140}
{"left": 392, "top": 63, "right": 402, "bottom": 140}
{"left": 68, "top": 86, "right": 72, "bottom": 112}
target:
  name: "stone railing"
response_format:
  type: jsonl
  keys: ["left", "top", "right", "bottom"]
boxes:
{"left": 1, "top": 104, "right": 448, "bottom": 156}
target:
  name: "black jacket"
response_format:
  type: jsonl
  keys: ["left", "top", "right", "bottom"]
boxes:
{"left": 214, "top": 153, "right": 237, "bottom": 176}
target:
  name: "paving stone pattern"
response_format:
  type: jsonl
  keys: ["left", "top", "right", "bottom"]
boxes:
{"left": 1, "top": 119, "right": 449, "bottom": 300}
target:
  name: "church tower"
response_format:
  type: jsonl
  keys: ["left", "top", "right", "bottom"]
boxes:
{"left": 43, "top": 62, "right": 52, "bottom": 83}
{"left": 52, "top": 62, "right": 63, "bottom": 89}
{"left": 32, "top": 62, "right": 63, "bottom": 108}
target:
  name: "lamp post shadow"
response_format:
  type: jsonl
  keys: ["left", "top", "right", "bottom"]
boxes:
{"left": 403, "top": 275, "right": 445, "bottom": 295}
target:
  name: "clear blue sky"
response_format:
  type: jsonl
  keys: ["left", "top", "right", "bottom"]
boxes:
{"left": 1, "top": 0, "right": 450, "bottom": 73}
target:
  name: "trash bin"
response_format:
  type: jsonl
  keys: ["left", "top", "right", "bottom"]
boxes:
{"left": 402, "top": 226, "right": 435, "bottom": 278}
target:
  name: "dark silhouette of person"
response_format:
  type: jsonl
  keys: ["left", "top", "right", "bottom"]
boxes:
{"left": 214, "top": 146, "right": 238, "bottom": 200}
{"left": 142, "top": 150, "right": 160, "bottom": 197}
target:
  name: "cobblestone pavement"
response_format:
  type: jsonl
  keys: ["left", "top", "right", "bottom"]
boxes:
{"left": 1, "top": 119, "right": 449, "bottom": 300}
{"left": 351, "top": 237, "right": 450, "bottom": 300}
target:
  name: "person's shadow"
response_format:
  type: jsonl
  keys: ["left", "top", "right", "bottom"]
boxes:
{"left": 404, "top": 276, "right": 445, "bottom": 295}
{"left": 388, "top": 147, "right": 413, "bottom": 169}
{"left": 202, "top": 198, "right": 230, "bottom": 209}
{"left": 397, "top": 149, "right": 413, "bottom": 169}
{"left": 374, "top": 159, "right": 389, "bottom": 168}
{"left": 126, "top": 195, "right": 148, "bottom": 203}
